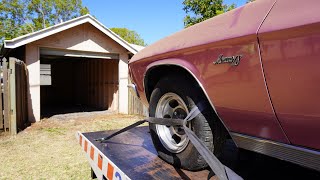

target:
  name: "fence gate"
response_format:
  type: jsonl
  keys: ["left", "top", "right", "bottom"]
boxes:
{"left": 0, "top": 57, "right": 28, "bottom": 135}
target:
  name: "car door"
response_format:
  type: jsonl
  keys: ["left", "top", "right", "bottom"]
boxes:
{"left": 258, "top": 0, "right": 320, "bottom": 150}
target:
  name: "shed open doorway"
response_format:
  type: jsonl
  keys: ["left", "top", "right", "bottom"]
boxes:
{"left": 40, "top": 53, "right": 119, "bottom": 118}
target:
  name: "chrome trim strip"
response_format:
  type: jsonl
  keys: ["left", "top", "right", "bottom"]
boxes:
{"left": 128, "top": 84, "right": 139, "bottom": 98}
{"left": 231, "top": 132, "right": 320, "bottom": 171}
{"left": 143, "top": 63, "right": 235, "bottom": 145}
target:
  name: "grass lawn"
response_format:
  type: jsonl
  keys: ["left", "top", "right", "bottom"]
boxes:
{"left": 0, "top": 112, "right": 144, "bottom": 179}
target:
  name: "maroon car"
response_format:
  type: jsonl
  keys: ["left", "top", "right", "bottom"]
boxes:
{"left": 128, "top": 0, "right": 320, "bottom": 171}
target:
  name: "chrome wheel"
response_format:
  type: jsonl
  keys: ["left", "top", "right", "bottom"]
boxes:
{"left": 155, "top": 93, "right": 190, "bottom": 153}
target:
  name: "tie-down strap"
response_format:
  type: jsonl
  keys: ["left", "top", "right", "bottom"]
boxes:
{"left": 95, "top": 103, "right": 243, "bottom": 180}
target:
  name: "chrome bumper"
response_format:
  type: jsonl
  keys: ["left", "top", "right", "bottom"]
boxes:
{"left": 127, "top": 84, "right": 139, "bottom": 98}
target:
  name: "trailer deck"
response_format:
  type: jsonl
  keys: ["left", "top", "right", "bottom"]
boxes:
{"left": 77, "top": 126, "right": 320, "bottom": 180}
{"left": 77, "top": 126, "right": 212, "bottom": 180}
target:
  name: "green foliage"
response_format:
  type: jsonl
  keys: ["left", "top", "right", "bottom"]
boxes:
{"left": 110, "top": 27, "right": 146, "bottom": 46}
{"left": 246, "top": 0, "right": 256, "bottom": 3}
{"left": 183, "top": 0, "right": 236, "bottom": 28}
{"left": 0, "top": 0, "right": 28, "bottom": 40}
{"left": 0, "top": 0, "right": 89, "bottom": 42}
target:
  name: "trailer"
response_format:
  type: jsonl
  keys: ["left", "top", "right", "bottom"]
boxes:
{"left": 75, "top": 103, "right": 320, "bottom": 180}
{"left": 76, "top": 103, "right": 246, "bottom": 180}
{"left": 76, "top": 125, "right": 320, "bottom": 180}
{"left": 76, "top": 126, "right": 214, "bottom": 180}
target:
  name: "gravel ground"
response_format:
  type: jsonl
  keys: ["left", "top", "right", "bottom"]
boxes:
{"left": 0, "top": 112, "right": 144, "bottom": 180}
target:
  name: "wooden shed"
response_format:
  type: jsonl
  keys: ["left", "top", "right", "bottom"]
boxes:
{"left": 1, "top": 15, "right": 142, "bottom": 122}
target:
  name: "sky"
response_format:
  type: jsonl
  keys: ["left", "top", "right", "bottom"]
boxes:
{"left": 82, "top": 0, "right": 247, "bottom": 45}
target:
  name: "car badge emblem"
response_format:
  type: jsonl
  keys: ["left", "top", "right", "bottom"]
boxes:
{"left": 213, "top": 54, "right": 242, "bottom": 66}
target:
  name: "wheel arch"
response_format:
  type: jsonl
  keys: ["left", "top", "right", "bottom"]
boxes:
{"left": 143, "top": 61, "right": 232, "bottom": 137}
{"left": 144, "top": 64, "right": 202, "bottom": 103}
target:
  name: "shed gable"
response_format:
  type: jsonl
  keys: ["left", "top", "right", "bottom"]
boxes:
{"left": 33, "top": 23, "right": 127, "bottom": 54}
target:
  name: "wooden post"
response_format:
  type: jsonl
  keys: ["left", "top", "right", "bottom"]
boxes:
{"left": 128, "top": 78, "right": 132, "bottom": 115}
{"left": 0, "top": 58, "right": 3, "bottom": 130}
{"left": 9, "top": 58, "right": 17, "bottom": 135}
{"left": 3, "top": 58, "right": 9, "bottom": 131}
{"left": 115, "top": 60, "right": 119, "bottom": 112}
{"left": 16, "top": 61, "right": 21, "bottom": 130}
{"left": 19, "top": 62, "right": 27, "bottom": 130}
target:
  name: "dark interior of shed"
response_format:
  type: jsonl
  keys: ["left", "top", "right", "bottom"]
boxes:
{"left": 40, "top": 56, "right": 119, "bottom": 118}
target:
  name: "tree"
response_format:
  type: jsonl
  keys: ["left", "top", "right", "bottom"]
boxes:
{"left": 0, "top": 0, "right": 89, "bottom": 42}
{"left": 183, "top": 0, "right": 236, "bottom": 28}
{"left": 246, "top": 0, "right": 255, "bottom": 3}
{"left": 0, "top": 0, "right": 28, "bottom": 40}
{"left": 110, "top": 27, "right": 146, "bottom": 46}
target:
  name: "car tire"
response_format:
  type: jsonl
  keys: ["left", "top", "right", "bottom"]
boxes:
{"left": 149, "top": 75, "right": 226, "bottom": 170}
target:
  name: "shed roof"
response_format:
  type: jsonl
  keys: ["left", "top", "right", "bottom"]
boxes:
{"left": 129, "top": 44, "right": 145, "bottom": 51}
{"left": 1, "top": 14, "right": 139, "bottom": 55}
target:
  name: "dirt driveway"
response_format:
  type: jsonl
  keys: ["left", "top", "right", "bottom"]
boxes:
{"left": 0, "top": 112, "right": 144, "bottom": 179}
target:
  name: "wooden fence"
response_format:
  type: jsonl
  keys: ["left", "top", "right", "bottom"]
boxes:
{"left": 0, "top": 57, "right": 28, "bottom": 135}
{"left": 128, "top": 79, "right": 148, "bottom": 117}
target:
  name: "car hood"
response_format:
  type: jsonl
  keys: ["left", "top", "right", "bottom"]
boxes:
{"left": 130, "top": 0, "right": 275, "bottom": 64}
